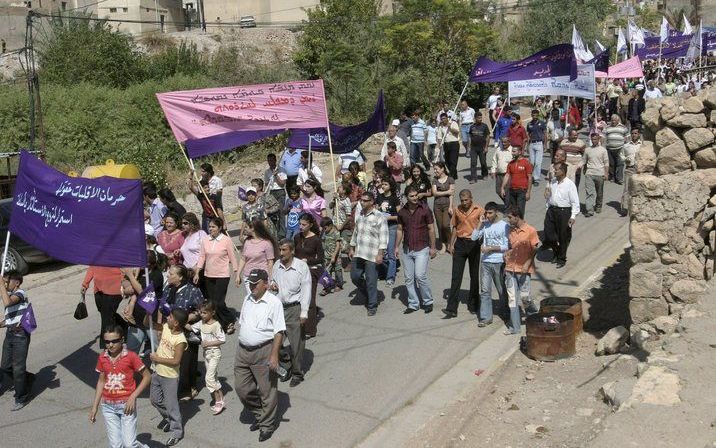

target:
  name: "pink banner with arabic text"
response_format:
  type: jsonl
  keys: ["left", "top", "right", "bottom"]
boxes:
{"left": 605, "top": 56, "right": 643, "bottom": 79}
{"left": 156, "top": 80, "right": 328, "bottom": 144}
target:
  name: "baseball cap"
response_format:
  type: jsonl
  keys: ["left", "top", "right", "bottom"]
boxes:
{"left": 245, "top": 186, "right": 257, "bottom": 194}
{"left": 247, "top": 269, "right": 268, "bottom": 284}
{"left": 391, "top": 119, "right": 400, "bottom": 126}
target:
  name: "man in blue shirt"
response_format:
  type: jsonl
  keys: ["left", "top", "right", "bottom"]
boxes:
{"left": 410, "top": 111, "right": 429, "bottom": 168}
{"left": 494, "top": 106, "right": 514, "bottom": 147}
{"left": 143, "top": 183, "right": 168, "bottom": 237}
{"left": 471, "top": 201, "right": 509, "bottom": 326}
{"left": 279, "top": 147, "right": 303, "bottom": 191}
{"left": 526, "top": 109, "right": 548, "bottom": 186}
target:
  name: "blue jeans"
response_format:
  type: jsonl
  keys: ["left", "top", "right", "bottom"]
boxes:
{"left": 381, "top": 225, "right": 398, "bottom": 282}
{"left": 460, "top": 123, "right": 472, "bottom": 148}
{"left": 101, "top": 402, "right": 147, "bottom": 448}
{"left": 505, "top": 271, "right": 538, "bottom": 332}
{"left": 528, "top": 142, "right": 544, "bottom": 182}
{"left": 479, "top": 261, "right": 506, "bottom": 322}
{"left": 401, "top": 246, "right": 433, "bottom": 309}
{"left": 351, "top": 257, "right": 378, "bottom": 310}
{"left": 0, "top": 329, "right": 31, "bottom": 403}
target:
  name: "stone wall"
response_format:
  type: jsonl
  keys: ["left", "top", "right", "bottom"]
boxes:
{"left": 629, "top": 87, "right": 716, "bottom": 326}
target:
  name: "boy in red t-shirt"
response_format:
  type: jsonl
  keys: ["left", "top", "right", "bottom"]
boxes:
{"left": 500, "top": 146, "right": 533, "bottom": 219}
{"left": 90, "top": 324, "right": 151, "bottom": 448}
{"left": 384, "top": 141, "right": 405, "bottom": 183}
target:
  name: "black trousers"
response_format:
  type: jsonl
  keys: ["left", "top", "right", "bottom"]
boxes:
{"left": 543, "top": 207, "right": 572, "bottom": 263}
{"left": 204, "top": 276, "right": 235, "bottom": 331}
{"left": 470, "top": 147, "right": 488, "bottom": 179}
{"left": 94, "top": 292, "right": 123, "bottom": 348}
{"left": 179, "top": 340, "right": 200, "bottom": 396}
{"left": 444, "top": 141, "right": 460, "bottom": 180}
{"left": 507, "top": 188, "right": 527, "bottom": 219}
{"left": 446, "top": 238, "right": 481, "bottom": 314}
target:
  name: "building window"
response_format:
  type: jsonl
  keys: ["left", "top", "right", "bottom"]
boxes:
{"left": 61, "top": 1, "right": 66, "bottom": 10}
{"left": 109, "top": 7, "right": 117, "bottom": 12}
{"left": 122, "top": 7, "right": 127, "bottom": 12}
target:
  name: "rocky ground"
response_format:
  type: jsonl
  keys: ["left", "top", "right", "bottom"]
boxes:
{"left": 410, "top": 252, "right": 716, "bottom": 448}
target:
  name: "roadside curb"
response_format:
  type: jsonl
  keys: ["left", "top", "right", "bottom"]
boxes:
{"left": 356, "top": 239, "right": 626, "bottom": 448}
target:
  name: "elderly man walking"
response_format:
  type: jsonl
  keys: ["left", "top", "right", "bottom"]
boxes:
{"left": 603, "top": 114, "right": 628, "bottom": 185}
{"left": 349, "top": 192, "right": 389, "bottom": 317}
{"left": 582, "top": 133, "right": 609, "bottom": 217}
{"left": 395, "top": 184, "right": 437, "bottom": 314}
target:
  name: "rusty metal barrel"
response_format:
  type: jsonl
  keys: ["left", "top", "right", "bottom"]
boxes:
{"left": 525, "top": 312, "right": 576, "bottom": 361}
{"left": 539, "top": 297, "right": 583, "bottom": 334}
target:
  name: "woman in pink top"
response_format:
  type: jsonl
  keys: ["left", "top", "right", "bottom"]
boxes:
{"left": 236, "top": 219, "right": 278, "bottom": 294}
{"left": 179, "top": 212, "right": 207, "bottom": 272}
{"left": 193, "top": 217, "right": 239, "bottom": 332}
{"left": 157, "top": 212, "right": 185, "bottom": 265}
{"left": 301, "top": 178, "right": 327, "bottom": 225}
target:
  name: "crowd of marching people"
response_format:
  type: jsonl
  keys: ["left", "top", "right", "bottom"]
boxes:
{"left": 2, "top": 64, "right": 713, "bottom": 447}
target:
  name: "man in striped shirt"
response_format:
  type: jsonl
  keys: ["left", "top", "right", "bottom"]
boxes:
{"left": 0, "top": 270, "right": 34, "bottom": 411}
{"left": 349, "top": 192, "right": 389, "bottom": 316}
{"left": 603, "top": 114, "right": 628, "bottom": 185}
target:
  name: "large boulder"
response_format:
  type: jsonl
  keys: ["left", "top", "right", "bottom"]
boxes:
{"left": 695, "top": 168, "right": 716, "bottom": 188}
{"left": 659, "top": 98, "right": 679, "bottom": 121}
{"left": 669, "top": 279, "right": 707, "bottom": 303}
{"left": 630, "top": 297, "right": 669, "bottom": 324}
{"left": 629, "top": 173, "right": 665, "bottom": 197}
{"left": 694, "top": 146, "right": 716, "bottom": 169}
{"left": 665, "top": 113, "right": 707, "bottom": 128}
{"left": 682, "top": 128, "right": 715, "bottom": 152}
{"left": 634, "top": 141, "right": 657, "bottom": 174}
{"left": 654, "top": 127, "right": 681, "bottom": 149}
{"left": 656, "top": 140, "right": 691, "bottom": 174}
{"left": 704, "top": 90, "right": 716, "bottom": 109}
{"left": 629, "top": 267, "right": 663, "bottom": 298}
{"left": 682, "top": 96, "right": 704, "bottom": 113}
{"left": 642, "top": 107, "right": 661, "bottom": 134}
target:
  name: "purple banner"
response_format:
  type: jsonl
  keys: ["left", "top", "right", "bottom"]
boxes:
{"left": 469, "top": 44, "right": 577, "bottom": 83}
{"left": 186, "top": 129, "right": 284, "bottom": 158}
{"left": 588, "top": 49, "right": 610, "bottom": 72}
{"left": 9, "top": 151, "right": 147, "bottom": 267}
{"left": 287, "top": 91, "right": 386, "bottom": 154}
{"left": 636, "top": 34, "right": 692, "bottom": 60}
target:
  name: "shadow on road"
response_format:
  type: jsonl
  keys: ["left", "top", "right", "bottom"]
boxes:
{"left": 583, "top": 250, "right": 631, "bottom": 332}
{"left": 57, "top": 339, "right": 100, "bottom": 389}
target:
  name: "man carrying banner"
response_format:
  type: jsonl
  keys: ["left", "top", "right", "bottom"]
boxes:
{"left": 0, "top": 270, "right": 35, "bottom": 411}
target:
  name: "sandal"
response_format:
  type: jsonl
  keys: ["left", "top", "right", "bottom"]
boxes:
{"left": 226, "top": 323, "right": 236, "bottom": 335}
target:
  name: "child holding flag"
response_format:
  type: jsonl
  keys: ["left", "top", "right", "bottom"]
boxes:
{"left": 0, "top": 270, "right": 35, "bottom": 411}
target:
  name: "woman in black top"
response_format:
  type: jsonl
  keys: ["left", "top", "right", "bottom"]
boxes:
{"left": 404, "top": 164, "right": 433, "bottom": 203}
{"left": 294, "top": 213, "right": 325, "bottom": 338}
{"left": 158, "top": 188, "right": 187, "bottom": 220}
{"left": 376, "top": 177, "right": 401, "bottom": 286}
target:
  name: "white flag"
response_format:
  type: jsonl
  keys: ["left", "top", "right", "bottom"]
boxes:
{"left": 617, "top": 27, "right": 627, "bottom": 54}
{"left": 594, "top": 40, "right": 606, "bottom": 52}
{"left": 682, "top": 14, "right": 692, "bottom": 35}
{"left": 572, "top": 24, "right": 594, "bottom": 61}
{"left": 628, "top": 19, "right": 645, "bottom": 45}
{"left": 686, "top": 20, "right": 702, "bottom": 60}
{"left": 660, "top": 16, "right": 669, "bottom": 43}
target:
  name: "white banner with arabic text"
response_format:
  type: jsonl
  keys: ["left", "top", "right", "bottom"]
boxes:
{"left": 508, "top": 64, "right": 595, "bottom": 100}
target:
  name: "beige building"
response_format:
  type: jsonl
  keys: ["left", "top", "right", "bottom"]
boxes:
{"left": 98, "top": 0, "right": 185, "bottom": 34}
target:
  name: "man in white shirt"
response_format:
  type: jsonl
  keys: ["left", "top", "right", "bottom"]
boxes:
{"left": 643, "top": 80, "right": 663, "bottom": 100}
{"left": 380, "top": 125, "right": 410, "bottom": 168}
{"left": 297, "top": 150, "right": 323, "bottom": 186}
{"left": 264, "top": 153, "right": 287, "bottom": 238}
{"left": 543, "top": 162, "right": 580, "bottom": 268}
{"left": 437, "top": 113, "right": 461, "bottom": 179}
{"left": 235, "top": 269, "right": 285, "bottom": 442}
{"left": 270, "top": 239, "right": 311, "bottom": 387}
{"left": 459, "top": 100, "right": 476, "bottom": 156}
{"left": 486, "top": 87, "right": 502, "bottom": 129}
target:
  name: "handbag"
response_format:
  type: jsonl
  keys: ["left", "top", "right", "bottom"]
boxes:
{"left": 318, "top": 269, "right": 335, "bottom": 290}
{"left": 73, "top": 294, "right": 88, "bottom": 320}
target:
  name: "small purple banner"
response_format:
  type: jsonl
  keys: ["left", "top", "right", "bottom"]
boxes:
{"left": 9, "top": 151, "right": 147, "bottom": 267}
{"left": 21, "top": 303, "right": 37, "bottom": 334}
{"left": 287, "top": 91, "right": 386, "bottom": 154}
{"left": 469, "top": 44, "right": 578, "bottom": 83}
{"left": 137, "top": 284, "right": 157, "bottom": 314}
{"left": 588, "top": 49, "right": 610, "bottom": 73}
{"left": 636, "top": 34, "right": 692, "bottom": 60}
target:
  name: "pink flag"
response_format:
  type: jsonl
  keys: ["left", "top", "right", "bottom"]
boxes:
{"left": 606, "top": 56, "right": 644, "bottom": 79}
{"left": 156, "top": 80, "right": 329, "bottom": 146}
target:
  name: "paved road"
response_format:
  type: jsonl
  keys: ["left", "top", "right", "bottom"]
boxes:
{"left": 0, "top": 147, "right": 628, "bottom": 448}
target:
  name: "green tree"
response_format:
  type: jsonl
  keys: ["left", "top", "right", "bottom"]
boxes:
{"left": 37, "top": 15, "right": 145, "bottom": 88}
{"left": 516, "top": 0, "right": 615, "bottom": 55}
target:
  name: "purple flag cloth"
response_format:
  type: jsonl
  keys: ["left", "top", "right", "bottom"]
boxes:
{"left": 137, "top": 284, "right": 157, "bottom": 314}
{"left": 588, "top": 49, "right": 610, "bottom": 73}
{"left": 21, "top": 303, "right": 37, "bottom": 334}
{"left": 636, "top": 34, "right": 693, "bottom": 60}
{"left": 9, "top": 151, "right": 147, "bottom": 267}
{"left": 287, "top": 91, "right": 386, "bottom": 153}
{"left": 185, "top": 129, "right": 284, "bottom": 158}
{"left": 469, "top": 44, "right": 578, "bottom": 83}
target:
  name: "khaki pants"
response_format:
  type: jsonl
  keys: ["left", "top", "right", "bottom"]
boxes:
{"left": 280, "top": 304, "right": 305, "bottom": 379}
{"left": 204, "top": 347, "right": 222, "bottom": 393}
{"left": 234, "top": 342, "right": 278, "bottom": 432}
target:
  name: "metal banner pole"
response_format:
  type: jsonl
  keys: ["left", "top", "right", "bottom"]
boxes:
{"left": 1, "top": 231, "right": 11, "bottom": 277}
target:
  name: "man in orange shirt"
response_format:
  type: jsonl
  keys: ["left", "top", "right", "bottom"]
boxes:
{"left": 503, "top": 206, "right": 539, "bottom": 334}
{"left": 442, "top": 190, "right": 484, "bottom": 318}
